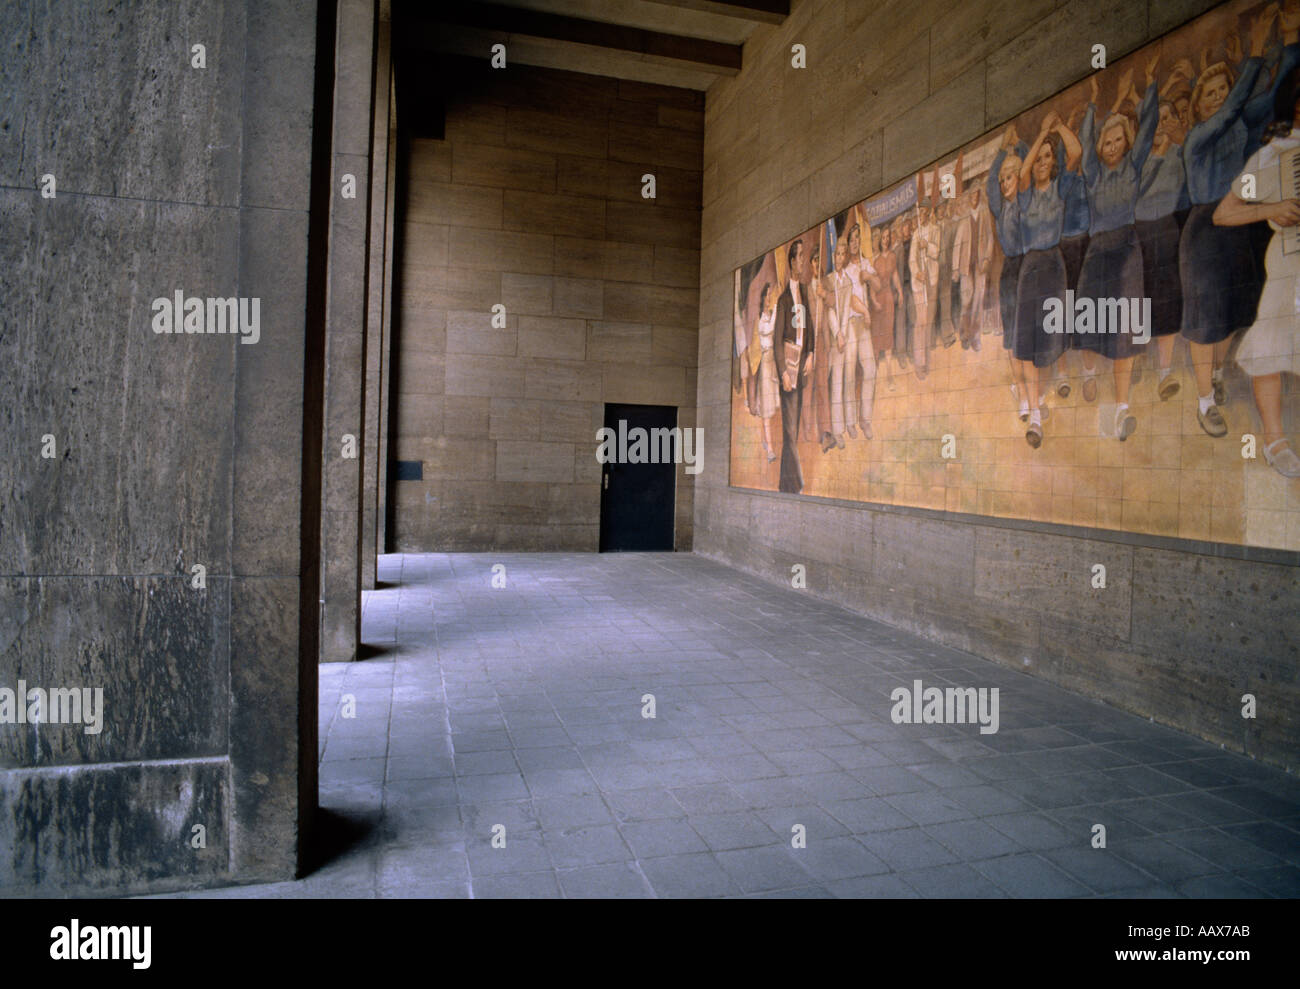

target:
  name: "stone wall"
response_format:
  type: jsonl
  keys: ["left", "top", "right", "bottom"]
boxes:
{"left": 390, "top": 58, "right": 702, "bottom": 551}
{"left": 694, "top": 0, "right": 1299, "bottom": 768}
{"left": 0, "top": 0, "right": 320, "bottom": 893}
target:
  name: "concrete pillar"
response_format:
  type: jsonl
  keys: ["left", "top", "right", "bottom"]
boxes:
{"left": 362, "top": 2, "right": 393, "bottom": 591}
{"left": 376, "top": 78, "right": 398, "bottom": 562}
{"left": 320, "top": 0, "right": 377, "bottom": 662}
{"left": 0, "top": 0, "right": 321, "bottom": 892}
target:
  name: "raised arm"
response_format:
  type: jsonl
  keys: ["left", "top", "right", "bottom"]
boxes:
{"left": 1162, "top": 58, "right": 1194, "bottom": 98}
{"left": 987, "top": 150, "right": 1005, "bottom": 212}
{"left": 1192, "top": 7, "right": 1275, "bottom": 152}
{"left": 1019, "top": 113, "right": 1057, "bottom": 192}
{"left": 1132, "top": 79, "right": 1160, "bottom": 173}
{"left": 1056, "top": 114, "right": 1083, "bottom": 173}
{"left": 1246, "top": 4, "right": 1300, "bottom": 129}
{"left": 1109, "top": 66, "right": 1135, "bottom": 117}
{"left": 1245, "top": 1, "right": 1300, "bottom": 130}
{"left": 1246, "top": 39, "right": 1300, "bottom": 128}
{"left": 1079, "top": 88, "right": 1100, "bottom": 184}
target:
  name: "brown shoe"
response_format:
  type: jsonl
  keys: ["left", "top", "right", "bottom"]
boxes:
{"left": 1026, "top": 421, "right": 1043, "bottom": 449}
{"left": 1082, "top": 376, "right": 1098, "bottom": 403}
{"left": 1158, "top": 374, "right": 1180, "bottom": 401}
{"left": 1197, "top": 403, "right": 1227, "bottom": 438}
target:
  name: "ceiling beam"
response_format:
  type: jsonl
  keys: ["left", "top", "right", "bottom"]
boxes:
{"left": 405, "top": 1, "right": 743, "bottom": 73}
{"left": 399, "top": 26, "right": 725, "bottom": 90}
{"left": 639, "top": 0, "right": 788, "bottom": 24}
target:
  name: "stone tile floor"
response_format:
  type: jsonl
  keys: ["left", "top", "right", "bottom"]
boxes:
{"left": 166, "top": 552, "right": 1300, "bottom": 898}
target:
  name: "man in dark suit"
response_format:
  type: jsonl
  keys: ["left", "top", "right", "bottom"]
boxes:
{"left": 777, "top": 238, "right": 813, "bottom": 494}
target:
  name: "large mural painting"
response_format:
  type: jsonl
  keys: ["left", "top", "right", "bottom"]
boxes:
{"left": 729, "top": 0, "right": 1300, "bottom": 552}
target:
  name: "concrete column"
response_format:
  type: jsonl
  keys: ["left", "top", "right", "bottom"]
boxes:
{"left": 376, "top": 77, "right": 398, "bottom": 561}
{"left": 320, "top": 0, "right": 377, "bottom": 662}
{"left": 361, "top": 2, "right": 393, "bottom": 591}
{"left": 0, "top": 0, "right": 320, "bottom": 892}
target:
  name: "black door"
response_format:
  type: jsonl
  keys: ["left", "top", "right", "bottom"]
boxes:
{"left": 599, "top": 403, "right": 677, "bottom": 552}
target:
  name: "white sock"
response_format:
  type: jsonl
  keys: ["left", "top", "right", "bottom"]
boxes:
{"left": 1030, "top": 409, "right": 1042, "bottom": 428}
{"left": 1198, "top": 393, "right": 1214, "bottom": 415}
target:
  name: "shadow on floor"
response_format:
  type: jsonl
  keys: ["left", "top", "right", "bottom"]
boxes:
{"left": 303, "top": 808, "right": 378, "bottom": 877}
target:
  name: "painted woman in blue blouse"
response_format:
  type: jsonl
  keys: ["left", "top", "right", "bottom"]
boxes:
{"left": 1179, "top": 4, "right": 1300, "bottom": 438}
{"left": 1136, "top": 64, "right": 1194, "bottom": 403}
{"left": 1074, "top": 61, "right": 1159, "bottom": 440}
{"left": 987, "top": 126, "right": 1029, "bottom": 419}
{"left": 1013, "top": 111, "right": 1082, "bottom": 448}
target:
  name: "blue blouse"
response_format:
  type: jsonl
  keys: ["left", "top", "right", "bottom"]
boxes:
{"left": 1136, "top": 148, "right": 1189, "bottom": 220}
{"left": 1181, "top": 45, "right": 1300, "bottom": 204}
{"left": 1062, "top": 167, "right": 1092, "bottom": 237}
{"left": 1017, "top": 170, "right": 1081, "bottom": 252}
{"left": 987, "top": 143, "right": 1027, "bottom": 257}
{"left": 1244, "top": 44, "right": 1300, "bottom": 153}
{"left": 1080, "top": 82, "right": 1158, "bottom": 233}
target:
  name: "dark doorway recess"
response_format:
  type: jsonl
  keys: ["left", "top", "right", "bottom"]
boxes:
{"left": 599, "top": 402, "right": 677, "bottom": 552}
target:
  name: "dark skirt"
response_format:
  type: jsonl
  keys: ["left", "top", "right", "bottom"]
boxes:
{"left": 1061, "top": 233, "right": 1089, "bottom": 351}
{"left": 1076, "top": 224, "right": 1147, "bottom": 360}
{"left": 1060, "top": 233, "right": 1089, "bottom": 292}
{"left": 1179, "top": 202, "right": 1265, "bottom": 344}
{"left": 999, "top": 253, "right": 1022, "bottom": 351}
{"left": 1014, "top": 247, "right": 1068, "bottom": 367}
{"left": 1136, "top": 215, "right": 1182, "bottom": 338}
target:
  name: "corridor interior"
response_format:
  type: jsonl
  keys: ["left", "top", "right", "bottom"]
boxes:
{"left": 157, "top": 553, "right": 1300, "bottom": 898}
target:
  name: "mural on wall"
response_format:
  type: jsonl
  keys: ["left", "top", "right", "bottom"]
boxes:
{"left": 729, "top": 0, "right": 1300, "bottom": 552}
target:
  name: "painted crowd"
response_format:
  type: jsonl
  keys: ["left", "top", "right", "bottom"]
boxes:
{"left": 733, "top": 0, "right": 1300, "bottom": 498}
